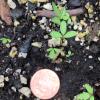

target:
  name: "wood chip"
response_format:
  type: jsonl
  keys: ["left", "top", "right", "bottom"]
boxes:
{"left": 0, "top": 0, "right": 12, "bottom": 25}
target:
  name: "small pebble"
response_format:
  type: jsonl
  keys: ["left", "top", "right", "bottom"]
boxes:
{"left": 16, "top": 69, "right": 22, "bottom": 74}
{"left": 88, "top": 55, "right": 93, "bottom": 59}
{"left": 18, "top": 52, "right": 27, "bottom": 58}
{"left": 89, "top": 66, "right": 93, "bottom": 70}
{"left": 73, "top": 24, "right": 78, "bottom": 30}
{"left": 7, "top": 0, "right": 16, "bottom": 9}
{"left": 4, "top": 77, "right": 9, "bottom": 82}
{"left": 44, "top": 35, "right": 48, "bottom": 39}
{"left": 20, "top": 75, "right": 27, "bottom": 85}
{"left": 9, "top": 47, "right": 17, "bottom": 58}
{"left": 14, "top": 20, "right": 20, "bottom": 27}
{"left": 19, "top": 87, "right": 31, "bottom": 98}
{"left": 0, "top": 82, "right": 4, "bottom": 88}
{"left": 0, "top": 75, "right": 4, "bottom": 83}
{"left": 98, "top": 57, "right": 100, "bottom": 61}
{"left": 11, "top": 86, "right": 17, "bottom": 92}
{"left": 39, "top": 17, "right": 47, "bottom": 24}
{"left": 32, "top": 42, "right": 42, "bottom": 48}
{"left": 43, "top": 3, "right": 52, "bottom": 10}
{"left": 78, "top": 25, "right": 82, "bottom": 31}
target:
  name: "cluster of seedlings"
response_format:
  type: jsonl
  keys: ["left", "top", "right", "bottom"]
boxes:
{"left": 47, "top": 2, "right": 77, "bottom": 61}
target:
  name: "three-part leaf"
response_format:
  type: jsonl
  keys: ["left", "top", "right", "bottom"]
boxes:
{"left": 64, "top": 31, "right": 77, "bottom": 38}
{"left": 60, "top": 21, "right": 67, "bottom": 35}
{"left": 50, "top": 31, "right": 62, "bottom": 38}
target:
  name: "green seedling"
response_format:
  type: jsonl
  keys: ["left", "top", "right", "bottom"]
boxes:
{"left": 47, "top": 48, "right": 62, "bottom": 60}
{"left": 74, "top": 84, "right": 94, "bottom": 100}
{"left": 50, "top": 21, "right": 76, "bottom": 40}
{"left": 66, "top": 50, "right": 74, "bottom": 58}
{"left": 0, "top": 37, "right": 11, "bottom": 44}
{"left": 52, "top": 2, "right": 70, "bottom": 25}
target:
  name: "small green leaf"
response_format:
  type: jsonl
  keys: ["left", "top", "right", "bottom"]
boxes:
{"left": 90, "top": 96, "right": 95, "bottom": 100}
{"left": 83, "top": 84, "right": 94, "bottom": 94}
{"left": 60, "top": 8, "right": 70, "bottom": 21}
{"left": 47, "top": 48, "right": 53, "bottom": 52}
{"left": 47, "top": 48, "right": 60, "bottom": 60}
{"left": 52, "top": 2, "right": 61, "bottom": 17}
{"left": 52, "top": 17, "right": 61, "bottom": 25}
{"left": 0, "top": 37, "right": 11, "bottom": 44}
{"left": 50, "top": 31, "right": 62, "bottom": 38}
{"left": 60, "top": 21, "right": 67, "bottom": 35}
{"left": 64, "top": 31, "right": 77, "bottom": 38}
{"left": 75, "top": 92, "right": 90, "bottom": 100}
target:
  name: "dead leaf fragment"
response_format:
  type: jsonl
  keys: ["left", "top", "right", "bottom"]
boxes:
{"left": 0, "top": 0, "right": 12, "bottom": 25}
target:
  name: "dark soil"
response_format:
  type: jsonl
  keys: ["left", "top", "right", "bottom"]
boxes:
{"left": 0, "top": 0, "right": 100, "bottom": 100}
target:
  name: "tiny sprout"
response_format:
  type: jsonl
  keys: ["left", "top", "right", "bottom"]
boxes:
{"left": 66, "top": 50, "right": 74, "bottom": 58}
{"left": 74, "top": 84, "right": 94, "bottom": 100}
{"left": 47, "top": 48, "right": 62, "bottom": 61}
{"left": 0, "top": 37, "right": 11, "bottom": 44}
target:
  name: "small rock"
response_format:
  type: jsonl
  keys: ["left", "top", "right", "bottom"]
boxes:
{"left": 7, "top": 0, "right": 16, "bottom": 9}
{"left": 20, "top": 75, "right": 27, "bottom": 85}
{"left": 43, "top": 3, "right": 52, "bottom": 10}
{"left": 39, "top": 17, "right": 47, "bottom": 24}
{"left": 0, "top": 75, "right": 4, "bottom": 83}
{"left": 78, "top": 25, "right": 82, "bottom": 31}
{"left": 0, "top": 82, "right": 4, "bottom": 87}
{"left": 98, "top": 57, "right": 100, "bottom": 61}
{"left": 11, "top": 86, "right": 17, "bottom": 92}
{"left": 14, "top": 20, "right": 20, "bottom": 26}
{"left": 16, "top": 69, "right": 21, "bottom": 74}
{"left": 44, "top": 35, "right": 48, "bottom": 39}
{"left": 88, "top": 55, "right": 93, "bottom": 59}
{"left": 73, "top": 24, "right": 78, "bottom": 30}
{"left": 55, "top": 67, "right": 61, "bottom": 71}
{"left": 18, "top": 0, "right": 27, "bottom": 4}
{"left": 89, "top": 66, "right": 93, "bottom": 70}
{"left": 18, "top": 52, "right": 27, "bottom": 58}
{"left": 48, "top": 38, "right": 61, "bottom": 47}
{"left": 32, "top": 42, "right": 42, "bottom": 48}
{"left": 19, "top": 87, "right": 31, "bottom": 98}
{"left": 4, "top": 77, "right": 9, "bottom": 82}
{"left": 62, "top": 40, "right": 68, "bottom": 46}
{"left": 9, "top": 47, "right": 17, "bottom": 58}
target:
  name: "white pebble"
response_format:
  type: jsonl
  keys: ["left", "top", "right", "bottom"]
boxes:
{"left": 19, "top": 87, "right": 31, "bottom": 98}
{"left": 88, "top": 55, "right": 93, "bottom": 59}
{"left": 73, "top": 24, "right": 78, "bottom": 30}
{"left": 4, "top": 77, "right": 9, "bottom": 82}
{"left": 0, "top": 82, "right": 4, "bottom": 87}
{"left": 39, "top": 17, "right": 47, "bottom": 24}
{"left": 32, "top": 42, "right": 42, "bottom": 48}
{"left": 20, "top": 75, "right": 27, "bottom": 85}
{"left": 43, "top": 3, "right": 52, "bottom": 10}
{"left": 98, "top": 57, "right": 100, "bottom": 61}
{"left": 7, "top": 0, "right": 16, "bottom": 9}
{"left": 89, "top": 66, "right": 93, "bottom": 70}
{"left": 0, "top": 75, "right": 4, "bottom": 83}
{"left": 11, "top": 86, "right": 17, "bottom": 92}
{"left": 78, "top": 25, "right": 82, "bottom": 31}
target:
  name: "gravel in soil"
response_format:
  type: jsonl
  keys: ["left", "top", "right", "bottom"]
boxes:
{"left": 0, "top": 0, "right": 100, "bottom": 100}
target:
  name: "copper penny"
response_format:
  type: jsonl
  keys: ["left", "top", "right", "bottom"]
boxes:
{"left": 30, "top": 69, "right": 60, "bottom": 99}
